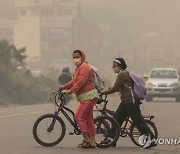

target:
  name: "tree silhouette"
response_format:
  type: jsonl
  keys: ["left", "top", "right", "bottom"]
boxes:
{"left": 0, "top": 40, "right": 13, "bottom": 66}
{"left": 12, "top": 46, "right": 26, "bottom": 64}
{"left": 0, "top": 39, "right": 26, "bottom": 68}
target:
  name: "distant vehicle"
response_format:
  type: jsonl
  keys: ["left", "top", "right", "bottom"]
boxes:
{"left": 144, "top": 68, "right": 180, "bottom": 102}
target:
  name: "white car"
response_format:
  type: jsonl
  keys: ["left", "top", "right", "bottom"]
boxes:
{"left": 144, "top": 68, "right": 180, "bottom": 102}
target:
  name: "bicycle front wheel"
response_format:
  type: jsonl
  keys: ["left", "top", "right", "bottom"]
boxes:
{"left": 130, "top": 120, "right": 158, "bottom": 147}
{"left": 32, "top": 114, "right": 66, "bottom": 147}
{"left": 94, "top": 116, "right": 120, "bottom": 148}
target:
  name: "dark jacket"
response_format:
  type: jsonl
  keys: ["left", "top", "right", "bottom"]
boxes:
{"left": 58, "top": 72, "right": 72, "bottom": 84}
{"left": 103, "top": 70, "right": 138, "bottom": 102}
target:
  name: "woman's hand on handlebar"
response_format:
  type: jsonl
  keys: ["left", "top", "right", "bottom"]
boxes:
{"left": 59, "top": 85, "right": 65, "bottom": 91}
{"left": 66, "top": 90, "right": 72, "bottom": 95}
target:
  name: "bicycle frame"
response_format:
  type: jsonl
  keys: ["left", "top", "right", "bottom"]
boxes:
{"left": 50, "top": 91, "right": 81, "bottom": 135}
{"left": 33, "top": 91, "right": 122, "bottom": 148}
{"left": 95, "top": 95, "right": 155, "bottom": 137}
{"left": 119, "top": 116, "right": 133, "bottom": 137}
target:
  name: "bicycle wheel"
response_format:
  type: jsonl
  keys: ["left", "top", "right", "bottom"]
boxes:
{"left": 94, "top": 116, "right": 120, "bottom": 148}
{"left": 33, "top": 114, "right": 66, "bottom": 147}
{"left": 130, "top": 120, "right": 158, "bottom": 147}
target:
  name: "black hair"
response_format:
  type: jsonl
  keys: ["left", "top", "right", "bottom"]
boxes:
{"left": 73, "top": 50, "right": 82, "bottom": 56}
{"left": 115, "top": 57, "right": 127, "bottom": 70}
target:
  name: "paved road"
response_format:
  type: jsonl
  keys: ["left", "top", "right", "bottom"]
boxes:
{"left": 0, "top": 95, "right": 180, "bottom": 154}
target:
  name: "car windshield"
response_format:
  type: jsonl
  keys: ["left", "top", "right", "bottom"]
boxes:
{"left": 150, "top": 70, "right": 178, "bottom": 79}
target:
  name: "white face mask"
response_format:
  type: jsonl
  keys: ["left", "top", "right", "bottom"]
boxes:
{"left": 73, "top": 58, "right": 81, "bottom": 66}
{"left": 112, "top": 66, "right": 120, "bottom": 73}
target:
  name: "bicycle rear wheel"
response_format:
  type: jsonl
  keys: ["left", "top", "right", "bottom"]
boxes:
{"left": 32, "top": 114, "right": 66, "bottom": 147}
{"left": 94, "top": 116, "right": 120, "bottom": 148}
{"left": 130, "top": 120, "right": 158, "bottom": 147}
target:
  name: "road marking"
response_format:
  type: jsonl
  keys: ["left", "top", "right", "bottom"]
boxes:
{"left": 0, "top": 111, "right": 48, "bottom": 119}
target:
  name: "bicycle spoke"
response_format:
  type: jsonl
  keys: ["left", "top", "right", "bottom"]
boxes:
{"left": 94, "top": 116, "right": 120, "bottom": 148}
{"left": 33, "top": 114, "right": 66, "bottom": 146}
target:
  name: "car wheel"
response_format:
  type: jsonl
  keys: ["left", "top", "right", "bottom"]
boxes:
{"left": 176, "top": 96, "right": 180, "bottom": 102}
{"left": 146, "top": 96, "right": 153, "bottom": 102}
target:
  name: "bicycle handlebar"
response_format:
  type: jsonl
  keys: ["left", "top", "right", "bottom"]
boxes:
{"left": 97, "top": 94, "right": 108, "bottom": 104}
{"left": 95, "top": 94, "right": 109, "bottom": 112}
{"left": 50, "top": 90, "right": 67, "bottom": 107}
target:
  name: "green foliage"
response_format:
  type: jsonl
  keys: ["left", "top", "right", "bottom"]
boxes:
{"left": 12, "top": 46, "right": 27, "bottom": 64}
{"left": 0, "top": 40, "right": 54, "bottom": 106}
{"left": 0, "top": 39, "right": 27, "bottom": 67}
{"left": 0, "top": 40, "right": 13, "bottom": 66}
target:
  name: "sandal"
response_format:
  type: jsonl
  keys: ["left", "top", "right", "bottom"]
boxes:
{"left": 78, "top": 140, "right": 85, "bottom": 147}
{"left": 81, "top": 140, "right": 96, "bottom": 148}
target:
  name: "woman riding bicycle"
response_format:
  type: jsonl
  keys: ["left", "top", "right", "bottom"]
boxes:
{"left": 59, "top": 50, "right": 99, "bottom": 148}
{"left": 101, "top": 57, "right": 157, "bottom": 148}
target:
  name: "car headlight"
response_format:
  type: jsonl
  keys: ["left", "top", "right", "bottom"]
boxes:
{"left": 147, "top": 82, "right": 156, "bottom": 87}
{"left": 169, "top": 83, "right": 179, "bottom": 87}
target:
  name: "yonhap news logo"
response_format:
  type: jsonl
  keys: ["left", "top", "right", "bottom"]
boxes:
{"left": 138, "top": 134, "right": 180, "bottom": 149}
{"left": 138, "top": 133, "right": 152, "bottom": 148}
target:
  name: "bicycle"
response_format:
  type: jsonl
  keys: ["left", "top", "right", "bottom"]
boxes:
{"left": 32, "top": 90, "right": 120, "bottom": 148}
{"left": 94, "top": 95, "right": 158, "bottom": 147}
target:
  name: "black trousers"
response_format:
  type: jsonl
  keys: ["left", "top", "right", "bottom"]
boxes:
{"left": 113, "top": 100, "right": 156, "bottom": 139}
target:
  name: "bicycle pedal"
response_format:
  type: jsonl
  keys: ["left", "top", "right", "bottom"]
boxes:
{"left": 69, "top": 132, "right": 74, "bottom": 135}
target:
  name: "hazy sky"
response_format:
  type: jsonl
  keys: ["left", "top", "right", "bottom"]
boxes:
{"left": 1, "top": 0, "right": 180, "bottom": 74}
{"left": 1, "top": 0, "right": 180, "bottom": 52}
{"left": 0, "top": 0, "right": 15, "bottom": 18}
{"left": 1, "top": 0, "right": 180, "bottom": 34}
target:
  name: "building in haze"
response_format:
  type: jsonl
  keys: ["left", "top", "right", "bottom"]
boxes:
{"left": 0, "top": 19, "right": 14, "bottom": 43}
{"left": 14, "top": 0, "right": 80, "bottom": 72}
